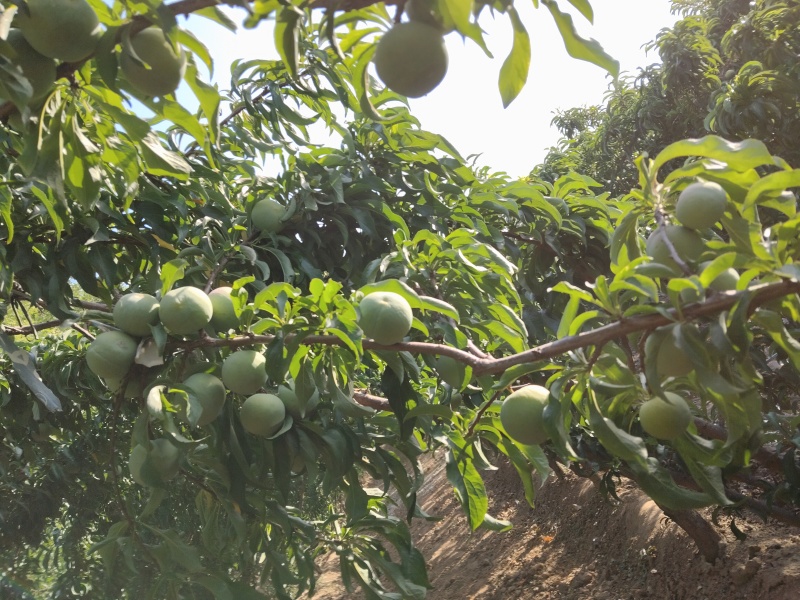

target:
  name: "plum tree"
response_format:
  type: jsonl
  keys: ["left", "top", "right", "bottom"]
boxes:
{"left": 499, "top": 385, "right": 550, "bottom": 446}
{"left": 158, "top": 287, "right": 213, "bottom": 336}
{"left": 4, "top": 30, "right": 57, "bottom": 103}
{"left": 3, "top": 1, "right": 800, "bottom": 597}
{"left": 129, "top": 439, "right": 181, "bottom": 487}
{"left": 208, "top": 287, "right": 239, "bottom": 332}
{"left": 251, "top": 198, "right": 287, "bottom": 233}
{"left": 182, "top": 373, "right": 226, "bottom": 427}
{"left": 436, "top": 355, "right": 465, "bottom": 388}
{"left": 358, "top": 291, "right": 413, "bottom": 345}
{"left": 119, "top": 26, "right": 186, "bottom": 97}
{"left": 221, "top": 350, "right": 267, "bottom": 395}
{"left": 240, "top": 393, "right": 286, "bottom": 437}
{"left": 675, "top": 181, "right": 728, "bottom": 230}
{"left": 113, "top": 293, "right": 160, "bottom": 337}
{"left": 373, "top": 22, "right": 448, "bottom": 98}
{"left": 85, "top": 331, "right": 138, "bottom": 380}
{"left": 15, "top": 0, "right": 101, "bottom": 62}
{"left": 645, "top": 225, "right": 706, "bottom": 272}
{"left": 639, "top": 393, "right": 693, "bottom": 440}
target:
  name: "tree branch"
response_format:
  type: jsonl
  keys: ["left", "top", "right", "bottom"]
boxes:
{"left": 175, "top": 279, "right": 800, "bottom": 376}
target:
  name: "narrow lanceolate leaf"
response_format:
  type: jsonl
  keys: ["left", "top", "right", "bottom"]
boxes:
{"left": 565, "top": 0, "right": 594, "bottom": 22}
{"left": 0, "top": 333, "right": 62, "bottom": 412}
{"left": 543, "top": 0, "right": 619, "bottom": 78}
{"left": 498, "top": 7, "right": 531, "bottom": 108}
{"left": 274, "top": 7, "right": 303, "bottom": 79}
{"left": 653, "top": 136, "right": 775, "bottom": 176}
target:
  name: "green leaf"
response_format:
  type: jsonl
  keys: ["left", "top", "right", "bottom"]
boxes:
{"left": 360, "top": 280, "right": 421, "bottom": 308}
{"left": 653, "top": 136, "right": 775, "bottom": 177}
{"left": 159, "top": 258, "right": 189, "bottom": 297}
{"left": 0, "top": 332, "right": 62, "bottom": 412}
{"left": 557, "top": 294, "right": 580, "bottom": 339}
{"left": 140, "top": 526, "right": 203, "bottom": 572}
{"left": 274, "top": 7, "right": 302, "bottom": 79}
{"left": 543, "top": 0, "right": 619, "bottom": 78}
{"left": 445, "top": 448, "right": 488, "bottom": 531}
{"left": 498, "top": 7, "right": 531, "bottom": 108}
{"left": 588, "top": 392, "right": 647, "bottom": 464}
{"left": 417, "top": 295, "right": 459, "bottom": 322}
{"left": 140, "top": 132, "right": 192, "bottom": 179}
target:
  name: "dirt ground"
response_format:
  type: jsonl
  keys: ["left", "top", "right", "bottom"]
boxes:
{"left": 308, "top": 451, "right": 800, "bottom": 599}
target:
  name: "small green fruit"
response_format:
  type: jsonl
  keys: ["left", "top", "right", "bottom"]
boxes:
{"left": 241, "top": 393, "right": 286, "bottom": 437}
{"left": 16, "top": 0, "right": 101, "bottom": 62}
{"left": 208, "top": 287, "right": 239, "bottom": 332}
{"left": 129, "top": 438, "right": 181, "bottom": 486}
{"left": 251, "top": 198, "right": 286, "bottom": 233}
{"left": 5, "top": 29, "right": 57, "bottom": 103}
{"left": 639, "top": 392, "right": 692, "bottom": 440}
{"left": 499, "top": 385, "right": 550, "bottom": 446}
{"left": 358, "top": 291, "right": 413, "bottom": 345}
{"left": 649, "top": 326, "right": 694, "bottom": 379}
{"left": 700, "top": 262, "right": 740, "bottom": 292}
{"left": 221, "top": 350, "right": 267, "bottom": 395}
{"left": 104, "top": 374, "right": 143, "bottom": 399}
{"left": 675, "top": 181, "right": 727, "bottom": 230}
{"left": 113, "top": 293, "right": 160, "bottom": 337}
{"left": 119, "top": 27, "right": 186, "bottom": 97}
{"left": 645, "top": 225, "right": 705, "bottom": 273}
{"left": 373, "top": 22, "right": 448, "bottom": 98}
{"left": 86, "top": 331, "right": 138, "bottom": 380}
{"left": 183, "top": 373, "right": 226, "bottom": 427}
{"left": 436, "top": 355, "right": 465, "bottom": 388}
{"left": 277, "top": 384, "right": 302, "bottom": 419}
{"left": 159, "top": 287, "right": 213, "bottom": 336}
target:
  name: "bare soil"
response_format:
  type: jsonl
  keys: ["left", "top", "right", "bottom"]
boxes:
{"left": 309, "top": 452, "right": 800, "bottom": 599}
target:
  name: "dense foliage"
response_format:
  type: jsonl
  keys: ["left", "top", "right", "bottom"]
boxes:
{"left": 537, "top": 0, "right": 800, "bottom": 196}
{"left": 0, "top": 1, "right": 799, "bottom": 599}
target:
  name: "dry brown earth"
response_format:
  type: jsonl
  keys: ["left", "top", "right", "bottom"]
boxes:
{"left": 308, "top": 452, "right": 800, "bottom": 599}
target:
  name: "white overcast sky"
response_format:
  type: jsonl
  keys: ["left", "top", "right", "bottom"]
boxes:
{"left": 184, "top": 1, "right": 677, "bottom": 177}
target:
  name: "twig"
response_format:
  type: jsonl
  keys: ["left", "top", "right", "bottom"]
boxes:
{"left": 466, "top": 388, "right": 505, "bottom": 438}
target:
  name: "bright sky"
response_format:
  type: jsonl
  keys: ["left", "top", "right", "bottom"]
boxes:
{"left": 184, "top": 1, "right": 677, "bottom": 177}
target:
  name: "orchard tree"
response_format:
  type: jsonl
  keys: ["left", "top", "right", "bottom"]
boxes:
{"left": 1, "top": 0, "right": 800, "bottom": 599}
{"left": 537, "top": 0, "right": 800, "bottom": 195}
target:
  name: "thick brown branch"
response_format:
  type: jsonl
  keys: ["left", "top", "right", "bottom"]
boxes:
{"left": 353, "top": 390, "right": 390, "bottom": 410}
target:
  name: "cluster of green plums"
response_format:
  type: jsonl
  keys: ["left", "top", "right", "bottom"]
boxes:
{"left": 2, "top": 0, "right": 186, "bottom": 113}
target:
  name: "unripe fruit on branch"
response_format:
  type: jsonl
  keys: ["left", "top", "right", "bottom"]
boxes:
{"left": 436, "top": 355, "right": 465, "bottom": 388}
{"left": 119, "top": 27, "right": 186, "bottom": 97}
{"left": 700, "top": 262, "right": 740, "bottom": 292}
{"left": 500, "top": 385, "right": 550, "bottom": 446}
{"left": 129, "top": 438, "right": 181, "bottom": 487}
{"left": 16, "top": 0, "right": 101, "bottom": 63}
{"left": 251, "top": 198, "right": 286, "bottom": 233}
{"left": 209, "top": 287, "right": 239, "bottom": 332}
{"left": 675, "top": 181, "right": 727, "bottom": 230}
{"left": 113, "top": 293, "right": 160, "bottom": 337}
{"left": 358, "top": 291, "right": 413, "bottom": 345}
{"left": 222, "top": 350, "right": 267, "bottom": 395}
{"left": 86, "top": 331, "right": 138, "bottom": 380}
{"left": 5, "top": 30, "right": 57, "bottom": 103}
{"left": 373, "top": 22, "right": 448, "bottom": 98}
{"left": 645, "top": 225, "right": 705, "bottom": 273}
{"left": 639, "top": 392, "right": 692, "bottom": 440}
{"left": 241, "top": 393, "right": 286, "bottom": 437}
{"left": 277, "top": 385, "right": 302, "bottom": 419}
{"left": 646, "top": 326, "right": 694, "bottom": 379}
{"left": 159, "top": 287, "right": 213, "bottom": 336}
{"left": 182, "top": 373, "right": 226, "bottom": 427}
